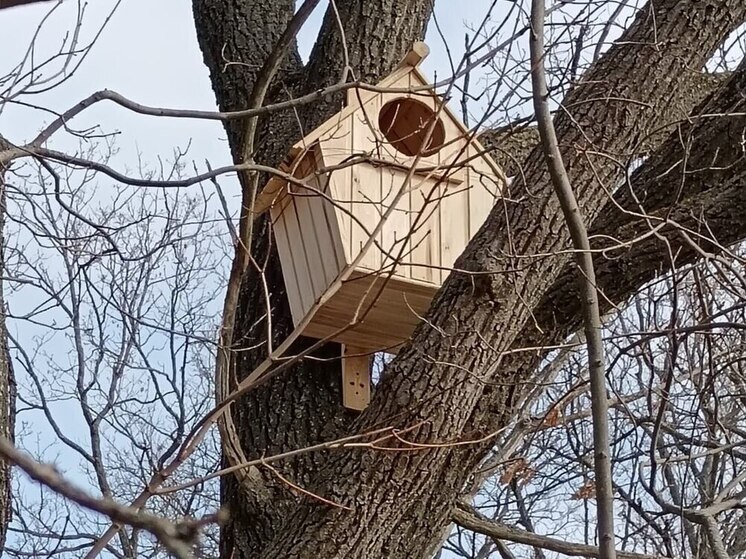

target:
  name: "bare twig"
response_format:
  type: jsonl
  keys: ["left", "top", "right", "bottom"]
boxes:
{"left": 0, "top": 434, "right": 221, "bottom": 559}
{"left": 529, "top": 1, "right": 616, "bottom": 557}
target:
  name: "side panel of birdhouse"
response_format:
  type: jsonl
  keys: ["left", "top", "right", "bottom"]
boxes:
{"left": 271, "top": 193, "right": 307, "bottom": 326}
{"left": 270, "top": 149, "right": 347, "bottom": 328}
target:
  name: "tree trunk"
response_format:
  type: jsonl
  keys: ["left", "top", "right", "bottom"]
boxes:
{"left": 192, "top": 1, "right": 432, "bottom": 556}
{"left": 189, "top": 1, "right": 746, "bottom": 557}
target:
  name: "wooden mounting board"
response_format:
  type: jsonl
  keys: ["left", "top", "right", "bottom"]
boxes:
{"left": 342, "top": 345, "right": 371, "bottom": 411}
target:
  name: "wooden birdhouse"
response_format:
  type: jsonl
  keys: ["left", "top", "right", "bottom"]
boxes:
{"left": 254, "top": 42, "right": 505, "bottom": 410}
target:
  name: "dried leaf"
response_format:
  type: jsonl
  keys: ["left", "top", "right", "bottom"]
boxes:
{"left": 572, "top": 480, "right": 596, "bottom": 500}
{"left": 543, "top": 407, "right": 562, "bottom": 427}
{"left": 500, "top": 458, "right": 532, "bottom": 486}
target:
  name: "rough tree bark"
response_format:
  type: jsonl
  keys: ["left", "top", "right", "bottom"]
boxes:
{"left": 193, "top": 1, "right": 433, "bottom": 556}
{"left": 473, "top": 57, "right": 746, "bottom": 466}
{"left": 190, "top": 1, "right": 746, "bottom": 557}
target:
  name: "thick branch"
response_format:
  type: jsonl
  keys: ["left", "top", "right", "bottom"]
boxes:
{"left": 453, "top": 504, "right": 669, "bottom": 559}
{"left": 192, "top": 0, "right": 304, "bottom": 157}
{"left": 470, "top": 50, "right": 746, "bottom": 505}
{"left": 508, "top": 60, "right": 746, "bottom": 370}
{"left": 479, "top": 125, "right": 540, "bottom": 178}
{"left": 478, "top": 70, "right": 728, "bottom": 180}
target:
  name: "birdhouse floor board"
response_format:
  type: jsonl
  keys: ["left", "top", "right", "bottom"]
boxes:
{"left": 300, "top": 271, "right": 437, "bottom": 352}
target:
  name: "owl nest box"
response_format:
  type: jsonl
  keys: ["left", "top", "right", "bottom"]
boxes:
{"left": 254, "top": 43, "right": 504, "bottom": 409}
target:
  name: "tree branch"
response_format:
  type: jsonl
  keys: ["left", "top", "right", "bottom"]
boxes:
{"left": 0, "top": 434, "right": 220, "bottom": 559}
{"left": 452, "top": 503, "right": 669, "bottom": 559}
{"left": 529, "top": 0, "right": 615, "bottom": 555}
{"left": 0, "top": 0, "right": 55, "bottom": 10}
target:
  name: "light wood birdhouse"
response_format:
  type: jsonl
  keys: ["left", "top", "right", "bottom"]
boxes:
{"left": 254, "top": 42, "right": 505, "bottom": 410}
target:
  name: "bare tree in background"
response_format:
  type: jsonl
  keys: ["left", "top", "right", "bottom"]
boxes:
{"left": 1, "top": 6, "right": 226, "bottom": 556}
{"left": 4, "top": 149, "right": 226, "bottom": 557}
{"left": 1, "top": 1, "right": 746, "bottom": 558}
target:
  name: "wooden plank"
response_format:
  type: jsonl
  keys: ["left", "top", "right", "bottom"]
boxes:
{"left": 294, "top": 182, "right": 328, "bottom": 302}
{"left": 380, "top": 166, "right": 410, "bottom": 279}
{"left": 315, "top": 173, "right": 347, "bottom": 279}
{"left": 308, "top": 309, "right": 413, "bottom": 349}
{"left": 354, "top": 167, "right": 382, "bottom": 271}
{"left": 437, "top": 175, "right": 467, "bottom": 278}
{"left": 409, "top": 172, "right": 430, "bottom": 283}
{"left": 272, "top": 199, "right": 305, "bottom": 327}
{"left": 381, "top": 74, "right": 444, "bottom": 282}
{"left": 320, "top": 119, "right": 355, "bottom": 267}
{"left": 318, "top": 281, "right": 424, "bottom": 317}
{"left": 283, "top": 195, "right": 316, "bottom": 316}
{"left": 409, "top": 175, "right": 443, "bottom": 284}
{"left": 351, "top": 101, "right": 383, "bottom": 271}
{"left": 304, "top": 323, "right": 399, "bottom": 354}
{"left": 314, "top": 306, "right": 425, "bottom": 340}
{"left": 303, "top": 157, "right": 343, "bottom": 294}
{"left": 398, "top": 41, "right": 430, "bottom": 69}
{"left": 341, "top": 345, "right": 371, "bottom": 411}
{"left": 303, "top": 270, "right": 438, "bottom": 351}
{"left": 347, "top": 269, "right": 438, "bottom": 297}
{"left": 312, "top": 274, "right": 434, "bottom": 319}
{"left": 308, "top": 317, "right": 411, "bottom": 351}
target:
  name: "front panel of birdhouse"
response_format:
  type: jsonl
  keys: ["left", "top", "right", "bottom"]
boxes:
{"left": 328, "top": 74, "right": 501, "bottom": 274}
{"left": 266, "top": 64, "right": 503, "bottom": 351}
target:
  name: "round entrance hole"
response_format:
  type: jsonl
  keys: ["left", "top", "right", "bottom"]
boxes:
{"left": 378, "top": 98, "right": 446, "bottom": 157}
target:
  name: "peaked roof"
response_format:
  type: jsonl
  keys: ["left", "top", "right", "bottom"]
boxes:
{"left": 254, "top": 42, "right": 503, "bottom": 214}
